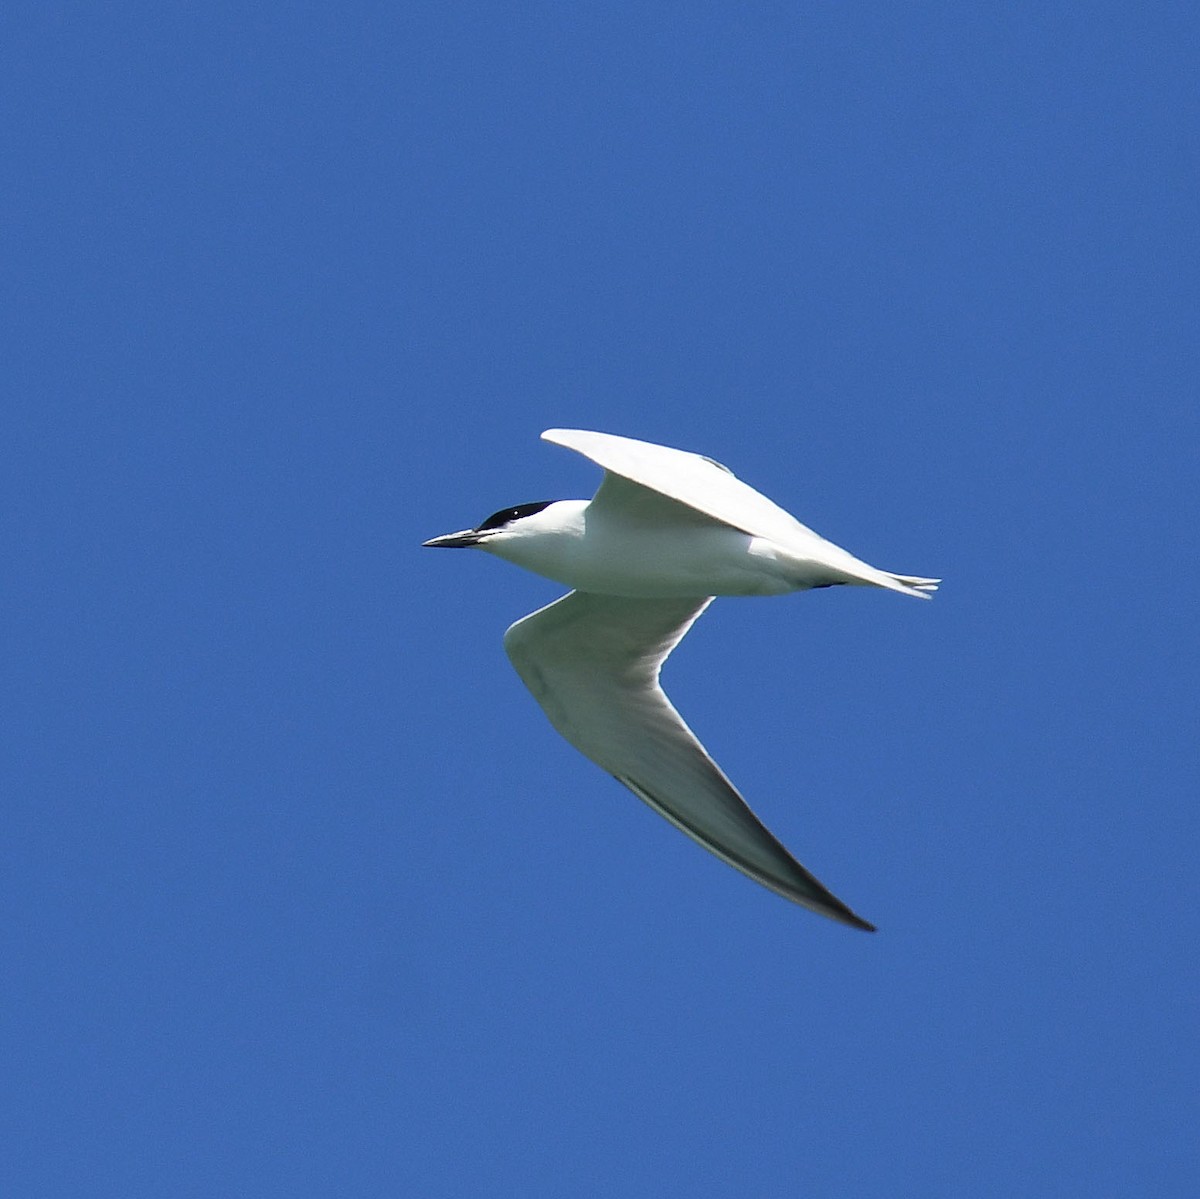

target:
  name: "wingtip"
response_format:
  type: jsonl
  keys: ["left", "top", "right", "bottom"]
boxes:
{"left": 772, "top": 873, "right": 878, "bottom": 931}
{"left": 824, "top": 903, "right": 877, "bottom": 933}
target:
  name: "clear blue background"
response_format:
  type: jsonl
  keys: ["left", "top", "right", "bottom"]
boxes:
{"left": 4, "top": 3, "right": 1197, "bottom": 1195}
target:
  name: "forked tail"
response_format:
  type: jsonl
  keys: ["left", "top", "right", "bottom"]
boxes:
{"left": 887, "top": 573, "right": 941, "bottom": 598}
{"left": 800, "top": 539, "right": 940, "bottom": 599}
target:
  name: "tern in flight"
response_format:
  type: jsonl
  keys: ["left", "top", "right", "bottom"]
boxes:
{"left": 424, "top": 429, "right": 938, "bottom": 930}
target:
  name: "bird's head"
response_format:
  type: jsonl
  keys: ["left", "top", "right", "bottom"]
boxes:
{"left": 422, "top": 500, "right": 561, "bottom": 549}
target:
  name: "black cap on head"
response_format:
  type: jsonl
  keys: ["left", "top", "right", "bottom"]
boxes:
{"left": 475, "top": 501, "right": 554, "bottom": 532}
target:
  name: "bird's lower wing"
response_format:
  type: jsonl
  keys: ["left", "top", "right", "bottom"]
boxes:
{"left": 503, "top": 591, "right": 875, "bottom": 930}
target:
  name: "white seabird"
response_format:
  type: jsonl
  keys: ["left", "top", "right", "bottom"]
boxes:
{"left": 423, "top": 429, "right": 938, "bottom": 930}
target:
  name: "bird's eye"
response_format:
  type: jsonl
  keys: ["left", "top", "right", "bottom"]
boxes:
{"left": 476, "top": 501, "right": 554, "bottom": 531}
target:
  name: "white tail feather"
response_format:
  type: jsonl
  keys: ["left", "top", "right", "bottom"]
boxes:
{"left": 889, "top": 573, "right": 940, "bottom": 596}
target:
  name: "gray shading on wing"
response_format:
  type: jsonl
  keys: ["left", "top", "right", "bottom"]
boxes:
{"left": 588, "top": 468, "right": 737, "bottom": 532}
{"left": 503, "top": 590, "right": 875, "bottom": 930}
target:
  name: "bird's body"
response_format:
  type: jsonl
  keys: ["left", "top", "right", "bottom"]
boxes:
{"left": 424, "top": 429, "right": 938, "bottom": 930}
{"left": 475, "top": 499, "right": 807, "bottom": 598}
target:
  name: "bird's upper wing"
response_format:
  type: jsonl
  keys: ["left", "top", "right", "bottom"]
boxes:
{"left": 503, "top": 590, "right": 875, "bottom": 930}
{"left": 542, "top": 427, "right": 824, "bottom": 547}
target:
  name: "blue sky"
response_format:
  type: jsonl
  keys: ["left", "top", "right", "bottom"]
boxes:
{"left": 4, "top": 2, "right": 1198, "bottom": 1195}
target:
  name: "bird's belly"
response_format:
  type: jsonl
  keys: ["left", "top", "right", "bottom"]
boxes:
{"left": 548, "top": 529, "right": 802, "bottom": 598}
